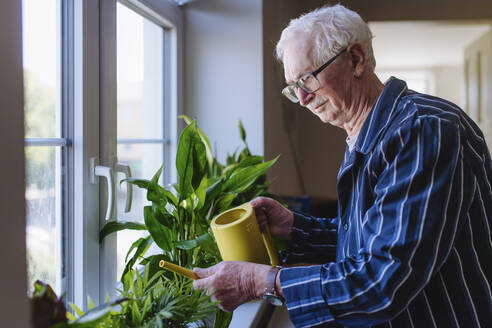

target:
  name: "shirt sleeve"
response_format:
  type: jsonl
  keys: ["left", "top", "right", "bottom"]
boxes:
{"left": 282, "top": 211, "right": 339, "bottom": 264}
{"left": 280, "top": 117, "right": 472, "bottom": 327}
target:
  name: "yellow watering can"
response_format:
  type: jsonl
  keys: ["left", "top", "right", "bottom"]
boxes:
{"left": 211, "top": 202, "right": 280, "bottom": 266}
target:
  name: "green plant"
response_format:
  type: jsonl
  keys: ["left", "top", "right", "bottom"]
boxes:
{"left": 30, "top": 280, "right": 126, "bottom": 328}
{"left": 116, "top": 267, "right": 216, "bottom": 328}
{"left": 31, "top": 280, "right": 67, "bottom": 328}
{"left": 100, "top": 118, "right": 278, "bottom": 327}
{"left": 65, "top": 267, "right": 215, "bottom": 328}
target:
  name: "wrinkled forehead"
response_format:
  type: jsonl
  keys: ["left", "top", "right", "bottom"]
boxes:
{"left": 282, "top": 36, "right": 316, "bottom": 84}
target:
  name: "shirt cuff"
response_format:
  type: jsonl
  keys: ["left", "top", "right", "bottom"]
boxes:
{"left": 281, "top": 212, "right": 312, "bottom": 264}
{"left": 280, "top": 265, "right": 335, "bottom": 327}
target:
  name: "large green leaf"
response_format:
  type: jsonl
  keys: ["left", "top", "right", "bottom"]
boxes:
{"left": 162, "top": 188, "right": 179, "bottom": 207}
{"left": 192, "top": 137, "right": 206, "bottom": 190}
{"left": 121, "top": 178, "right": 150, "bottom": 189}
{"left": 201, "top": 179, "right": 224, "bottom": 216}
{"left": 144, "top": 206, "right": 173, "bottom": 252}
{"left": 205, "top": 179, "right": 223, "bottom": 201}
{"left": 222, "top": 163, "right": 239, "bottom": 178}
{"left": 122, "top": 236, "right": 153, "bottom": 280}
{"left": 237, "top": 155, "right": 263, "bottom": 168}
{"left": 152, "top": 203, "right": 176, "bottom": 229}
{"left": 176, "top": 121, "right": 195, "bottom": 198}
{"left": 215, "top": 193, "right": 237, "bottom": 214}
{"left": 175, "top": 233, "right": 214, "bottom": 250}
{"left": 125, "top": 236, "right": 149, "bottom": 263}
{"left": 151, "top": 164, "right": 164, "bottom": 185}
{"left": 180, "top": 114, "right": 214, "bottom": 171}
{"left": 176, "top": 121, "right": 206, "bottom": 199}
{"left": 194, "top": 176, "right": 208, "bottom": 210}
{"left": 99, "top": 221, "right": 147, "bottom": 242}
{"left": 147, "top": 165, "right": 164, "bottom": 202}
{"left": 223, "top": 156, "right": 278, "bottom": 194}
{"left": 147, "top": 183, "right": 178, "bottom": 208}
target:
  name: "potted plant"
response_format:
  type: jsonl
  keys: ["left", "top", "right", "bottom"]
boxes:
{"left": 97, "top": 117, "right": 279, "bottom": 327}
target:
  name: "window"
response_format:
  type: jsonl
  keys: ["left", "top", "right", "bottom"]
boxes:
{"left": 116, "top": 1, "right": 171, "bottom": 278}
{"left": 23, "top": 0, "right": 65, "bottom": 296}
{"left": 22, "top": 0, "right": 182, "bottom": 307}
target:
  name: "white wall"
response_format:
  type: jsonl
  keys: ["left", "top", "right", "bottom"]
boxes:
{"left": 0, "top": 0, "right": 30, "bottom": 326}
{"left": 376, "top": 66, "right": 464, "bottom": 108}
{"left": 432, "top": 66, "right": 464, "bottom": 108}
{"left": 184, "top": 0, "right": 264, "bottom": 162}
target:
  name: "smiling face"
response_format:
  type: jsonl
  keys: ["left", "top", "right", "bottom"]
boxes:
{"left": 282, "top": 35, "right": 354, "bottom": 126}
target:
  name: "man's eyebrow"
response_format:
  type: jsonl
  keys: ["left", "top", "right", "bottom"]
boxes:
{"left": 286, "top": 71, "right": 306, "bottom": 85}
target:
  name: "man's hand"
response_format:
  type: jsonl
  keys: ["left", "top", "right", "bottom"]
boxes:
{"left": 192, "top": 261, "right": 271, "bottom": 312}
{"left": 250, "top": 197, "right": 294, "bottom": 240}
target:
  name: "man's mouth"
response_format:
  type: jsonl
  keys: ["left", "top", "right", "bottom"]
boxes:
{"left": 311, "top": 100, "right": 327, "bottom": 112}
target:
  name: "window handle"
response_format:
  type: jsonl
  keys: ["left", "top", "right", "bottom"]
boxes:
{"left": 89, "top": 157, "right": 115, "bottom": 221}
{"left": 114, "top": 162, "right": 132, "bottom": 213}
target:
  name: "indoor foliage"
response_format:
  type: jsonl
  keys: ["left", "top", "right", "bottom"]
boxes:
{"left": 95, "top": 117, "right": 279, "bottom": 327}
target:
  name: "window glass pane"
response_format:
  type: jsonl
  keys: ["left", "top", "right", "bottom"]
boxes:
{"left": 22, "top": 0, "right": 59, "bottom": 138}
{"left": 116, "top": 143, "right": 164, "bottom": 277}
{"left": 117, "top": 3, "right": 164, "bottom": 139}
{"left": 25, "top": 146, "right": 62, "bottom": 295}
{"left": 116, "top": 143, "right": 164, "bottom": 220}
{"left": 23, "top": 0, "right": 62, "bottom": 297}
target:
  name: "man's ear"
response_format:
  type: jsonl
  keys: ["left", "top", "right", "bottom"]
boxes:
{"left": 348, "top": 43, "right": 366, "bottom": 78}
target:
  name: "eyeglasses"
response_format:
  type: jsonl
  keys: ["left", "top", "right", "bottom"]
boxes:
{"left": 281, "top": 48, "right": 347, "bottom": 103}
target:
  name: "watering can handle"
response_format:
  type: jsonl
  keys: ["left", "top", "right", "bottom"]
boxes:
{"left": 261, "top": 226, "right": 280, "bottom": 267}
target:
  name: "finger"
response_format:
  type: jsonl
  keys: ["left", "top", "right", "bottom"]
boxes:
{"left": 254, "top": 207, "right": 267, "bottom": 222}
{"left": 193, "top": 265, "right": 215, "bottom": 278}
{"left": 249, "top": 196, "right": 271, "bottom": 208}
{"left": 192, "top": 276, "right": 215, "bottom": 294}
{"left": 254, "top": 208, "right": 268, "bottom": 231}
{"left": 251, "top": 197, "right": 280, "bottom": 214}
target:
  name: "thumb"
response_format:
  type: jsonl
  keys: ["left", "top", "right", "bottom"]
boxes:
{"left": 193, "top": 265, "right": 216, "bottom": 279}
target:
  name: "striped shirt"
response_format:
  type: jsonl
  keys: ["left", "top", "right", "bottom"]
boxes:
{"left": 279, "top": 77, "right": 492, "bottom": 328}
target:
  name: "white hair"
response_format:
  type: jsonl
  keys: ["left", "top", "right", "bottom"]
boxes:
{"left": 276, "top": 4, "right": 376, "bottom": 71}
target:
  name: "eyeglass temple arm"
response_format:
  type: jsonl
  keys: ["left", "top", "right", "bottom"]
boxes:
{"left": 312, "top": 48, "right": 347, "bottom": 77}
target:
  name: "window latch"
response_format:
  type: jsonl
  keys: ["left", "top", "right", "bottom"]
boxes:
{"left": 114, "top": 162, "right": 132, "bottom": 213}
{"left": 89, "top": 157, "right": 115, "bottom": 221}
{"left": 89, "top": 157, "right": 133, "bottom": 220}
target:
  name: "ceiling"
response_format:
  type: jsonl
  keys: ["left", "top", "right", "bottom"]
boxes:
{"left": 369, "top": 21, "right": 491, "bottom": 68}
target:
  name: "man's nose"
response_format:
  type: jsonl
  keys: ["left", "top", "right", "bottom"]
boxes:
{"left": 298, "top": 88, "right": 315, "bottom": 106}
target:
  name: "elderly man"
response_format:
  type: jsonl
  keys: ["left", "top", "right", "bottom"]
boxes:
{"left": 193, "top": 4, "right": 492, "bottom": 327}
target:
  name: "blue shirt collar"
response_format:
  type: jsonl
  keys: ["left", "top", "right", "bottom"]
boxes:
{"left": 354, "top": 77, "right": 408, "bottom": 154}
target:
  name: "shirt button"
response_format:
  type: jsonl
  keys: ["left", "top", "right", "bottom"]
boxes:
{"left": 343, "top": 223, "right": 349, "bottom": 230}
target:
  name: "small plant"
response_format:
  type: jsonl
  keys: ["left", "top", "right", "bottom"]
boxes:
{"left": 31, "top": 280, "right": 67, "bottom": 328}
{"left": 117, "top": 268, "right": 216, "bottom": 328}
{"left": 30, "top": 280, "right": 126, "bottom": 328}
{"left": 66, "top": 267, "right": 215, "bottom": 328}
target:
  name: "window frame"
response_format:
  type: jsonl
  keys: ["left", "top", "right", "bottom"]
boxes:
{"left": 68, "top": 0, "right": 183, "bottom": 308}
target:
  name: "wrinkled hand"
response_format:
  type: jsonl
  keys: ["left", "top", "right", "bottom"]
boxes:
{"left": 250, "top": 197, "right": 294, "bottom": 240}
{"left": 192, "top": 261, "right": 271, "bottom": 312}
